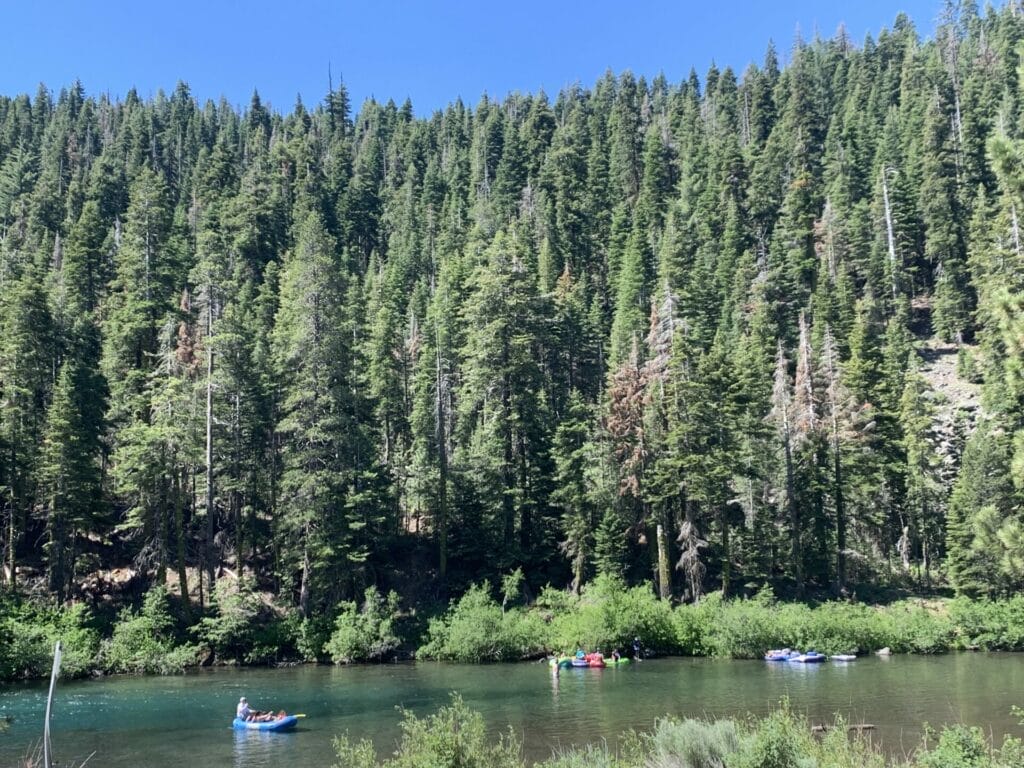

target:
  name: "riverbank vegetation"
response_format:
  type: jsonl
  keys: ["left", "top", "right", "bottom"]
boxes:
{"left": 2, "top": 1, "right": 1024, "bottom": 681}
{"left": 9, "top": 578, "right": 1024, "bottom": 678}
{"left": 332, "top": 695, "right": 1024, "bottom": 768}
{"left": 417, "top": 577, "right": 1024, "bottom": 661}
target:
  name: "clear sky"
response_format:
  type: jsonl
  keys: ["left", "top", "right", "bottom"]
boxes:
{"left": 1, "top": 0, "right": 949, "bottom": 115}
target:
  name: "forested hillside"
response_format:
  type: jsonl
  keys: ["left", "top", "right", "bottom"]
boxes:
{"left": 1, "top": 1, "right": 1023, "bottom": 633}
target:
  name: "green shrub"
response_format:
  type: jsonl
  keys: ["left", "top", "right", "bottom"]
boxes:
{"left": 698, "top": 599, "right": 779, "bottom": 658}
{"left": 296, "top": 612, "right": 335, "bottom": 661}
{"left": 948, "top": 597, "right": 1024, "bottom": 651}
{"left": 193, "top": 580, "right": 262, "bottom": 662}
{"left": 644, "top": 716, "right": 741, "bottom": 768}
{"left": 192, "top": 579, "right": 294, "bottom": 664}
{"left": 0, "top": 615, "right": 52, "bottom": 679}
{"left": 810, "top": 718, "right": 888, "bottom": 768}
{"left": 956, "top": 347, "right": 982, "bottom": 384}
{"left": 53, "top": 603, "right": 101, "bottom": 677}
{"left": 913, "top": 725, "right": 992, "bottom": 768}
{"left": 332, "top": 734, "right": 378, "bottom": 768}
{"left": 798, "top": 602, "right": 891, "bottom": 655}
{"left": 548, "top": 575, "right": 676, "bottom": 656}
{"left": 537, "top": 745, "right": 626, "bottom": 768}
{"left": 0, "top": 599, "right": 99, "bottom": 681}
{"left": 100, "top": 586, "right": 196, "bottom": 674}
{"left": 333, "top": 693, "right": 522, "bottom": 768}
{"left": 673, "top": 597, "right": 714, "bottom": 656}
{"left": 887, "top": 603, "right": 954, "bottom": 654}
{"left": 729, "top": 704, "right": 813, "bottom": 768}
{"left": 534, "top": 585, "right": 577, "bottom": 616}
{"left": 324, "top": 586, "right": 402, "bottom": 664}
{"left": 418, "top": 583, "right": 548, "bottom": 662}
{"left": 674, "top": 594, "right": 965, "bottom": 659}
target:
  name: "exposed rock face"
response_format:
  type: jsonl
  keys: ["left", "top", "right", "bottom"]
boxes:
{"left": 915, "top": 340, "right": 982, "bottom": 487}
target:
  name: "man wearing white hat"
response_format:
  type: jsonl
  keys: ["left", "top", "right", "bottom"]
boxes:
{"left": 236, "top": 696, "right": 279, "bottom": 722}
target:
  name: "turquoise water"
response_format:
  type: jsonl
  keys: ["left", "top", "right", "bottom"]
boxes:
{"left": 2, "top": 654, "right": 1023, "bottom": 767}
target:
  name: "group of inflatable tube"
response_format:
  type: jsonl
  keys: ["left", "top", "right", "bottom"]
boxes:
{"left": 548, "top": 652, "right": 631, "bottom": 669}
{"left": 763, "top": 649, "right": 857, "bottom": 663}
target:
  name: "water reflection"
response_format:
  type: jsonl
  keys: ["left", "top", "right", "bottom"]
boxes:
{"left": 232, "top": 727, "right": 300, "bottom": 768}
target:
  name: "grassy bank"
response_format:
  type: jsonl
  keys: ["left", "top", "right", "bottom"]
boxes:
{"left": 333, "top": 695, "right": 1024, "bottom": 768}
{"left": 6, "top": 577, "right": 1024, "bottom": 681}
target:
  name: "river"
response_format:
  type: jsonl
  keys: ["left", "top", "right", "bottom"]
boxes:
{"left": 2, "top": 654, "right": 1023, "bottom": 767}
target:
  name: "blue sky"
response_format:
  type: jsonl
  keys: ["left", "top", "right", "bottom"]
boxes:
{"left": 2, "top": 0, "right": 947, "bottom": 114}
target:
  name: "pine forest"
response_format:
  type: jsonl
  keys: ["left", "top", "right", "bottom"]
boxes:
{"left": 2, "top": 2, "right": 1024, "bottom": 666}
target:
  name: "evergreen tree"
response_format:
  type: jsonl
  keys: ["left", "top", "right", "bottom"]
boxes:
{"left": 38, "top": 321, "right": 105, "bottom": 602}
{"left": 946, "top": 423, "right": 1016, "bottom": 595}
{"left": 899, "top": 359, "right": 945, "bottom": 580}
{"left": 921, "top": 86, "right": 972, "bottom": 341}
{"left": 102, "top": 167, "right": 179, "bottom": 428}
{"left": 110, "top": 312, "right": 199, "bottom": 595}
{"left": 457, "top": 227, "right": 555, "bottom": 578}
{"left": 273, "top": 208, "right": 378, "bottom": 616}
{"left": 551, "top": 393, "right": 596, "bottom": 593}
{"left": 0, "top": 271, "right": 53, "bottom": 591}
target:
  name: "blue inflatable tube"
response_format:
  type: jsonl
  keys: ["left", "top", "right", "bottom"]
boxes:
{"left": 232, "top": 715, "right": 298, "bottom": 731}
{"left": 788, "top": 652, "right": 827, "bottom": 663}
{"left": 764, "top": 650, "right": 798, "bottom": 661}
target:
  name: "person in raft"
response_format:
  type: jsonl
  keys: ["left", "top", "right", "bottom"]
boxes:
{"left": 237, "top": 696, "right": 279, "bottom": 722}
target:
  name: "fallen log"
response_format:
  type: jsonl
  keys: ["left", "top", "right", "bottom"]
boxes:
{"left": 811, "top": 724, "right": 876, "bottom": 734}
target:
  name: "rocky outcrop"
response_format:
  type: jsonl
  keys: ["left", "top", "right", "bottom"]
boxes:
{"left": 915, "top": 340, "right": 982, "bottom": 486}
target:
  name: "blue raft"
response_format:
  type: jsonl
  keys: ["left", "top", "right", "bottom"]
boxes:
{"left": 232, "top": 715, "right": 299, "bottom": 731}
{"left": 788, "top": 651, "right": 827, "bottom": 663}
{"left": 764, "top": 649, "right": 797, "bottom": 661}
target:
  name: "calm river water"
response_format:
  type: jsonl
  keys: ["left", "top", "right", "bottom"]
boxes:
{"left": 2, "top": 654, "right": 1023, "bottom": 767}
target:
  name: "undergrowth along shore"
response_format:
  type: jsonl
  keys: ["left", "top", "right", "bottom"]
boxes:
{"left": 331, "top": 694, "right": 1024, "bottom": 768}
{"left": 5, "top": 576, "right": 1024, "bottom": 680}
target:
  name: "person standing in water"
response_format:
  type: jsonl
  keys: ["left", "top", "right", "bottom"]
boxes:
{"left": 632, "top": 637, "right": 642, "bottom": 660}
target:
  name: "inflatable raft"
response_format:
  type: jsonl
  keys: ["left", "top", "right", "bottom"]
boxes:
{"left": 788, "top": 651, "right": 827, "bottom": 663}
{"left": 232, "top": 715, "right": 298, "bottom": 731}
{"left": 764, "top": 649, "right": 797, "bottom": 661}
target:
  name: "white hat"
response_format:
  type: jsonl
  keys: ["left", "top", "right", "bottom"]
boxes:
{"left": 239, "top": 697, "right": 246, "bottom": 702}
